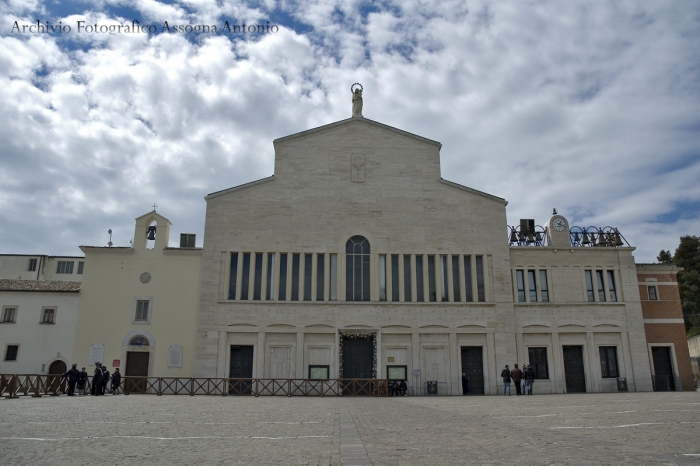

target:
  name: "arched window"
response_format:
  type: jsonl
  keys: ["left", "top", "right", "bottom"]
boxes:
{"left": 129, "top": 335, "right": 150, "bottom": 346}
{"left": 346, "top": 236, "right": 370, "bottom": 301}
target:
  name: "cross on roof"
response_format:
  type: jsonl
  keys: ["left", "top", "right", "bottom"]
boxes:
{"left": 152, "top": 203, "right": 158, "bottom": 211}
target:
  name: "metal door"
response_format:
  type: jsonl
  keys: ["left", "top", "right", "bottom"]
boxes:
{"left": 652, "top": 347, "right": 676, "bottom": 391}
{"left": 563, "top": 346, "right": 586, "bottom": 393}
{"left": 460, "top": 346, "right": 484, "bottom": 395}
{"left": 229, "top": 345, "right": 254, "bottom": 394}
{"left": 342, "top": 337, "right": 374, "bottom": 395}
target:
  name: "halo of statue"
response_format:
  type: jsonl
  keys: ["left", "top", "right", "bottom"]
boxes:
{"left": 351, "top": 83, "right": 363, "bottom": 93}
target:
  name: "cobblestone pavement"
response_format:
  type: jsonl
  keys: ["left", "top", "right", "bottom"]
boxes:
{"left": 1, "top": 392, "right": 699, "bottom": 465}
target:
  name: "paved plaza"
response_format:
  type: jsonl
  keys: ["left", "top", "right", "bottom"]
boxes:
{"left": 1, "top": 392, "right": 699, "bottom": 465}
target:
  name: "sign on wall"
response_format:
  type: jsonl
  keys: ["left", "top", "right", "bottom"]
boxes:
{"left": 88, "top": 342, "right": 104, "bottom": 366}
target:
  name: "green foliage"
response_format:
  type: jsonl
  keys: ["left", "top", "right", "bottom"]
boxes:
{"left": 672, "top": 236, "right": 700, "bottom": 337}
{"left": 657, "top": 249, "right": 673, "bottom": 263}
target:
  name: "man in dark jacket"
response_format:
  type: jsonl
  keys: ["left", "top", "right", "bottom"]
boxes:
{"left": 501, "top": 365, "right": 511, "bottom": 396}
{"left": 92, "top": 363, "right": 102, "bottom": 396}
{"left": 461, "top": 373, "right": 469, "bottom": 395}
{"left": 511, "top": 364, "right": 523, "bottom": 396}
{"left": 101, "top": 367, "right": 110, "bottom": 395}
{"left": 111, "top": 368, "right": 121, "bottom": 395}
{"left": 77, "top": 367, "right": 88, "bottom": 395}
{"left": 62, "top": 364, "right": 80, "bottom": 396}
{"left": 524, "top": 365, "right": 535, "bottom": 395}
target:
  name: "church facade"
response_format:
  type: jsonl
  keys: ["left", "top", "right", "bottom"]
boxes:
{"left": 192, "top": 115, "right": 681, "bottom": 395}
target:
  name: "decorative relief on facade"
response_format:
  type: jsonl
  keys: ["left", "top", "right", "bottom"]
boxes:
{"left": 139, "top": 272, "right": 151, "bottom": 284}
{"left": 351, "top": 153, "right": 365, "bottom": 182}
{"left": 88, "top": 342, "right": 104, "bottom": 365}
{"left": 168, "top": 343, "right": 183, "bottom": 368}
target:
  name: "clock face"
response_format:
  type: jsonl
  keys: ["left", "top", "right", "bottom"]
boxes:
{"left": 552, "top": 217, "right": 567, "bottom": 232}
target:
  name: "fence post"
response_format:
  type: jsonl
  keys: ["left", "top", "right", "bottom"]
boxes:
{"left": 32, "top": 376, "right": 42, "bottom": 398}
{"left": 158, "top": 378, "right": 162, "bottom": 396}
{"left": 190, "top": 378, "right": 195, "bottom": 396}
{"left": 254, "top": 379, "right": 259, "bottom": 397}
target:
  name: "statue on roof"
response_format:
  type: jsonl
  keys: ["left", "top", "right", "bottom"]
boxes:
{"left": 351, "top": 83, "right": 363, "bottom": 117}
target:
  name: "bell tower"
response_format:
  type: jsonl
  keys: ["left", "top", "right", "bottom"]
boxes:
{"left": 133, "top": 210, "right": 172, "bottom": 250}
{"left": 545, "top": 209, "right": 571, "bottom": 248}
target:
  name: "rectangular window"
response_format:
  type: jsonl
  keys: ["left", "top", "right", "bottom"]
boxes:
{"left": 540, "top": 270, "right": 549, "bottom": 302}
{"left": 596, "top": 270, "right": 606, "bottom": 302}
{"left": 452, "top": 256, "right": 461, "bottom": 301}
{"left": 329, "top": 254, "right": 337, "bottom": 301}
{"left": 379, "top": 255, "right": 386, "bottom": 302}
{"left": 304, "top": 253, "right": 313, "bottom": 301}
{"left": 476, "top": 255, "right": 485, "bottom": 302}
{"left": 391, "top": 255, "right": 400, "bottom": 302}
{"left": 440, "top": 255, "right": 449, "bottom": 302}
{"left": 516, "top": 270, "right": 526, "bottom": 302}
{"left": 253, "top": 253, "right": 263, "bottom": 301}
{"left": 77, "top": 261, "right": 84, "bottom": 274}
{"left": 278, "top": 253, "right": 288, "bottom": 300}
{"left": 240, "top": 253, "right": 251, "bottom": 300}
{"left": 428, "top": 255, "right": 436, "bottom": 302}
{"left": 56, "top": 261, "right": 74, "bottom": 274}
{"left": 585, "top": 270, "right": 595, "bottom": 302}
{"left": 28, "top": 258, "right": 37, "bottom": 271}
{"left": 228, "top": 253, "right": 238, "bottom": 300}
{"left": 599, "top": 346, "right": 619, "bottom": 378}
{"left": 464, "top": 256, "right": 473, "bottom": 302}
{"left": 415, "top": 255, "right": 424, "bottom": 302}
{"left": 179, "top": 233, "right": 196, "bottom": 248}
{"left": 317, "top": 254, "right": 325, "bottom": 301}
{"left": 2, "top": 307, "right": 16, "bottom": 323}
{"left": 266, "top": 253, "right": 275, "bottom": 300}
{"left": 648, "top": 285, "right": 658, "bottom": 300}
{"left": 404, "top": 255, "right": 412, "bottom": 302}
{"left": 607, "top": 271, "right": 617, "bottom": 302}
{"left": 528, "top": 270, "right": 537, "bottom": 302}
{"left": 42, "top": 308, "right": 55, "bottom": 324}
{"left": 135, "top": 300, "right": 149, "bottom": 321}
{"left": 5, "top": 345, "right": 18, "bottom": 361}
{"left": 291, "top": 253, "right": 300, "bottom": 301}
{"left": 528, "top": 347, "right": 549, "bottom": 379}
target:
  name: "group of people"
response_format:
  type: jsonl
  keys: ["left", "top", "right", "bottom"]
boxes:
{"left": 500, "top": 363, "right": 535, "bottom": 396}
{"left": 61, "top": 363, "right": 121, "bottom": 396}
{"left": 388, "top": 380, "right": 408, "bottom": 396}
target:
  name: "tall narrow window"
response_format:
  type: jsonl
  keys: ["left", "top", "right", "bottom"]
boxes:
{"left": 346, "top": 236, "right": 370, "bottom": 301}
{"left": 464, "top": 256, "right": 473, "bottom": 302}
{"left": 278, "top": 253, "right": 288, "bottom": 300}
{"left": 452, "top": 256, "right": 461, "bottom": 301}
{"left": 516, "top": 270, "right": 526, "bottom": 302}
{"left": 415, "top": 255, "right": 424, "bottom": 302}
{"left": 28, "top": 258, "right": 37, "bottom": 271}
{"left": 42, "top": 308, "right": 55, "bottom": 324}
{"left": 5, "top": 345, "right": 18, "bottom": 361}
{"left": 77, "top": 261, "right": 84, "bottom": 274}
{"left": 596, "top": 270, "right": 606, "bottom": 302}
{"left": 476, "top": 255, "right": 485, "bottom": 302}
{"left": 528, "top": 270, "right": 537, "bottom": 302}
{"left": 379, "top": 255, "right": 387, "bottom": 302}
{"left": 648, "top": 285, "right": 658, "bottom": 300}
{"left": 135, "top": 300, "right": 149, "bottom": 321}
{"left": 266, "top": 253, "right": 275, "bottom": 300}
{"left": 329, "top": 254, "right": 337, "bottom": 301}
{"left": 585, "top": 270, "right": 595, "bottom": 302}
{"left": 228, "top": 253, "right": 239, "bottom": 300}
{"left": 540, "top": 270, "right": 549, "bottom": 302}
{"left": 599, "top": 346, "right": 619, "bottom": 378}
{"left": 3, "top": 307, "right": 16, "bottom": 323}
{"left": 303, "top": 253, "right": 313, "bottom": 301}
{"left": 607, "top": 271, "right": 617, "bottom": 302}
{"left": 403, "top": 255, "right": 412, "bottom": 302}
{"left": 528, "top": 347, "right": 549, "bottom": 379}
{"left": 391, "top": 255, "right": 400, "bottom": 302}
{"left": 291, "top": 253, "right": 300, "bottom": 301}
{"left": 240, "top": 253, "right": 251, "bottom": 300}
{"left": 440, "top": 255, "right": 449, "bottom": 302}
{"left": 253, "top": 253, "right": 263, "bottom": 300}
{"left": 317, "top": 254, "right": 325, "bottom": 301}
{"left": 427, "top": 255, "right": 437, "bottom": 302}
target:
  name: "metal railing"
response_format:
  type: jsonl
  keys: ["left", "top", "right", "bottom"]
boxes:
{"left": 0, "top": 375, "right": 388, "bottom": 398}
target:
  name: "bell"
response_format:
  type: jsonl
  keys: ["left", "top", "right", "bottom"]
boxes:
{"left": 146, "top": 226, "right": 157, "bottom": 240}
{"left": 573, "top": 232, "right": 580, "bottom": 243}
{"left": 582, "top": 230, "right": 590, "bottom": 245}
{"left": 535, "top": 232, "right": 542, "bottom": 243}
{"left": 614, "top": 231, "right": 623, "bottom": 247}
{"left": 509, "top": 229, "right": 518, "bottom": 244}
{"left": 526, "top": 232, "right": 535, "bottom": 244}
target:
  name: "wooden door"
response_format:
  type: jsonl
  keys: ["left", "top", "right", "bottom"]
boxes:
{"left": 229, "top": 346, "right": 254, "bottom": 395}
{"left": 460, "top": 347, "right": 484, "bottom": 395}
{"left": 48, "top": 360, "right": 67, "bottom": 393}
{"left": 563, "top": 346, "right": 586, "bottom": 393}
{"left": 126, "top": 352, "right": 149, "bottom": 393}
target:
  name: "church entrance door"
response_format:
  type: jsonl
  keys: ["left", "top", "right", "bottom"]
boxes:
{"left": 563, "top": 346, "right": 586, "bottom": 393}
{"left": 48, "top": 360, "right": 67, "bottom": 393}
{"left": 652, "top": 347, "right": 676, "bottom": 391}
{"left": 126, "top": 352, "right": 149, "bottom": 393}
{"left": 342, "top": 336, "right": 374, "bottom": 395}
{"left": 229, "top": 345, "right": 254, "bottom": 395}
{"left": 460, "top": 346, "right": 484, "bottom": 395}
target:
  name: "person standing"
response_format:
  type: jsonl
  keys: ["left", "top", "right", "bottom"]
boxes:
{"left": 511, "top": 364, "right": 523, "bottom": 396}
{"left": 501, "top": 364, "right": 511, "bottom": 396}
{"left": 77, "top": 367, "right": 88, "bottom": 395}
{"left": 62, "top": 364, "right": 80, "bottom": 396}
{"left": 462, "top": 373, "right": 469, "bottom": 395}
{"left": 92, "top": 363, "right": 102, "bottom": 396}
{"left": 524, "top": 364, "right": 535, "bottom": 395}
{"left": 111, "top": 368, "right": 121, "bottom": 395}
{"left": 101, "top": 366, "right": 110, "bottom": 395}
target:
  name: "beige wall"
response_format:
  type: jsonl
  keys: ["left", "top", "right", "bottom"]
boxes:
{"left": 0, "top": 255, "right": 84, "bottom": 281}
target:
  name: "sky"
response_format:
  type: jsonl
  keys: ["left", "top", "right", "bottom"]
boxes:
{"left": 1, "top": 0, "right": 698, "bottom": 262}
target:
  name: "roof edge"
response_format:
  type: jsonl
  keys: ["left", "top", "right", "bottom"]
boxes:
{"left": 206, "top": 175, "right": 275, "bottom": 200}
{"left": 440, "top": 178, "right": 508, "bottom": 205}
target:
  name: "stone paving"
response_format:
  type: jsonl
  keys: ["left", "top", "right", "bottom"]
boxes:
{"left": 1, "top": 392, "right": 699, "bottom": 465}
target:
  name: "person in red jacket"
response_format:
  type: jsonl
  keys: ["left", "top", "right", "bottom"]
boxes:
{"left": 510, "top": 363, "right": 523, "bottom": 396}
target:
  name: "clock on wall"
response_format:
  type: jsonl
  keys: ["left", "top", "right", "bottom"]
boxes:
{"left": 551, "top": 216, "right": 567, "bottom": 232}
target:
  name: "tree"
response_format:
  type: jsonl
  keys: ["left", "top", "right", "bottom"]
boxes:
{"left": 672, "top": 236, "right": 700, "bottom": 337}
{"left": 657, "top": 249, "right": 673, "bottom": 264}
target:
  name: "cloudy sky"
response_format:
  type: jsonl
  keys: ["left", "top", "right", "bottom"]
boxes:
{"left": 1, "top": 0, "right": 698, "bottom": 262}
